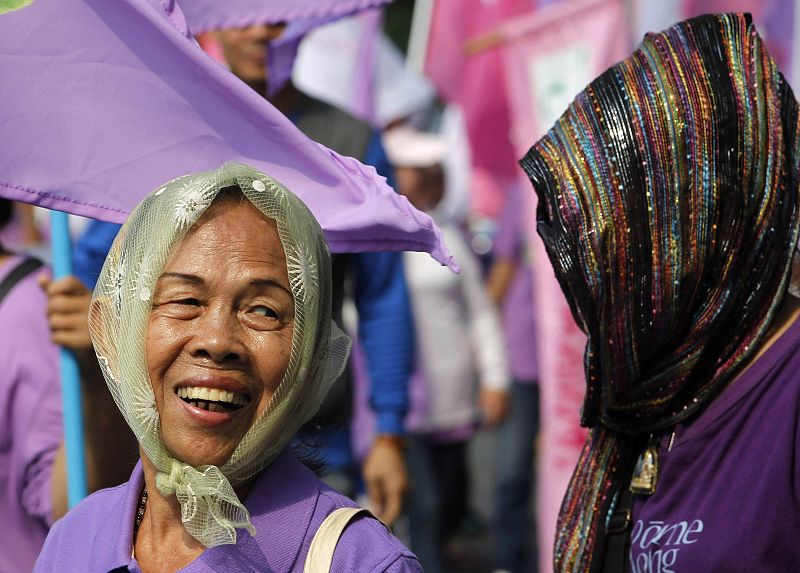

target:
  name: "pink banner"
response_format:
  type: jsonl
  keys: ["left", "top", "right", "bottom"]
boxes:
{"left": 424, "top": 0, "right": 535, "bottom": 218}
{"left": 498, "top": 0, "right": 629, "bottom": 569}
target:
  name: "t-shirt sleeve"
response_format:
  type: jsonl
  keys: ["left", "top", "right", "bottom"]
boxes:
{"left": 21, "top": 386, "right": 62, "bottom": 526}
{"left": 381, "top": 554, "right": 425, "bottom": 573}
{"left": 353, "top": 251, "right": 414, "bottom": 435}
{"left": 72, "top": 220, "right": 122, "bottom": 288}
{"left": 331, "top": 514, "right": 422, "bottom": 572}
{"left": 451, "top": 230, "right": 510, "bottom": 390}
{"left": 16, "top": 286, "right": 63, "bottom": 526}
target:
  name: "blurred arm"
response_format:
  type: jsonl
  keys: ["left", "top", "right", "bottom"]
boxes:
{"left": 353, "top": 251, "right": 414, "bottom": 525}
{"left": 453, "top": 232, "right": 510, "bottom": 426}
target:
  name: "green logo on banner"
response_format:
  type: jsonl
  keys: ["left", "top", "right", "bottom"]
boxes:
{"left": 0, "top": 0, "right": 34, "bottom": 15}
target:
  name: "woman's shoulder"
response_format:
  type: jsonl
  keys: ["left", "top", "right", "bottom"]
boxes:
{"left": 312, "top": 488, "right": 422, "bottom": 572}
{"left": 59, "top": 480, "right": 130, "bottom": 523}
{"left": 35, "top": 482, "right": 132, "bottom": 571}
{"left": 238, "top": 454, "right": 421, "bottom": 572}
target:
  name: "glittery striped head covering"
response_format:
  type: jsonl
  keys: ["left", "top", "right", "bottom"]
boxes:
{"left": 521, "top": 13, "right": 800, "bottom": 571}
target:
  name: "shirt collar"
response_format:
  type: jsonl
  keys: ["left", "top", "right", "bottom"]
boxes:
{"left": 88, "top": 460, "right": 145, "bottom": 572}
{"left": 193, "top": 448, "right": 322, "bottom": 571}
{"left": 94, "top": 450, "right": 321, "bottom": 572}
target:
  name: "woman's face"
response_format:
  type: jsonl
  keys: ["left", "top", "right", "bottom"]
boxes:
{"left": 214, "top": 24, "right": 286, "bottom": 87}
{"left": 394, "top": 165, "right": 445, "bottom": 213}
{"left": 145, "top": 199, "right": 294, "bottom": 467}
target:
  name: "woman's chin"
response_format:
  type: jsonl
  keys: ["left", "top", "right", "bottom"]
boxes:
{"left": 153, "top": 390, "right": 255, "bottom": 467}
{"left": 165, "top": 440, "right": 238, "bottom": 469}
{"left": 160, "top": 405, "right": 247, "bottom": 468}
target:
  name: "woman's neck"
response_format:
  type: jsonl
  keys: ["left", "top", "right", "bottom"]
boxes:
{"left": 134, "top": 453, "right": 205, "bottom": 572}
{"left": 134, "top": 453, "right": 256, "bottom": 572}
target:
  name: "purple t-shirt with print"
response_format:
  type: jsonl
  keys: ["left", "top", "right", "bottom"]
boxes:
{"left": 629, "top": 312, "right": 800, "bottom": 572}
{"left": 35, "top": 449, "right": 421, "bottom": 572}
{"left": 0, "top": 256, "right": 62, "bottom": 572}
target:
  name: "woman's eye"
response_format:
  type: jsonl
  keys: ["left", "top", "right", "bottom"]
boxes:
{"left": 177, "top": 298, "right": 200, "bottom": 306}
{"left": 251, "top": 305, "right": 278, "bottom": 318}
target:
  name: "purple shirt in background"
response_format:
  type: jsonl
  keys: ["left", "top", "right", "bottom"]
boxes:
{"left": 35, "top": 449, "right": 421, "bottom": 572}
{"left": 0, "top": 256, "right": 62, "bottom": 572}
{"left": 629, "top": 314, "right": 800, "bottom": 572}
{"left": 494, "top": 185, "right": 537, "bottom": 383}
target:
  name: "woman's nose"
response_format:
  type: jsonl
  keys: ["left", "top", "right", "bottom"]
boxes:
{"left": 187, "top": 307, "right": 246, "bottom": 365}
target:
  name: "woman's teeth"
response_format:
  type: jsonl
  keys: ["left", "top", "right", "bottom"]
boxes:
{"left": 177, "top": 386, "right": 249, "bottom": 412}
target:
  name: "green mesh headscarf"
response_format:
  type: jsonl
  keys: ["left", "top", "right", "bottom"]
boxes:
{"left": 521, "top": 13, "right": 800, "bottom": 572}
{"left": 89, "top": 162, "right": 351, "bottom": 547}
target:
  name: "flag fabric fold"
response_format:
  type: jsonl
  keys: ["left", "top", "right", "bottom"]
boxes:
{"left": 177, "top": 0, "right": 391, "bottom": 34}
{"left": 0, "top": 0, "right": 455, "bottom": 268}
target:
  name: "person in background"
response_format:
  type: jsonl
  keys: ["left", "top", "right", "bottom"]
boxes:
{"left": 215, "top": 23, "right": 414, "bottom": 526}
{"left": 485, "top": 183, "right": 539, "bottom": 573}
{"left": 384, "top": 126, "right": 510, "bottom": 573}
{"left": 0, "top": 198, "right": 135, "bottom": 572}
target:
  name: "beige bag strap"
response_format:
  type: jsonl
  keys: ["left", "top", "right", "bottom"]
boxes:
{"left": 303, "top": 507, "right": 379, "bottom": 573}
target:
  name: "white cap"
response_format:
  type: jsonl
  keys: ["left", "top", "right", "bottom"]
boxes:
{"left": 382, "top": 126, "right": 449, "bottom": 168}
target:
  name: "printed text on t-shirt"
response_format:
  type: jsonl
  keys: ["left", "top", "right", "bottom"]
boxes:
{"left": 629, "top": 518, "right": 705, "bottom": 573}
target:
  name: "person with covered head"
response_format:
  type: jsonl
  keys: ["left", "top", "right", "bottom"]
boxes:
{"left": 34, "top": 163, "right": 422, "bottom": 572}
{"left": 521, "top": 13, "right": 800, "bottom": 572}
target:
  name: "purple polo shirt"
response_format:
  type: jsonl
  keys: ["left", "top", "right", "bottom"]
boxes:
{"left": 629, "top": 313, "right": 800, "bottom": 572}
{"left": 0, "top": 256, "right": 62, "bottom": 572}
{"left": 494, "top": 186, "right": 537, "bottom": 383}
{"left": 35, "top": 449, "right": 421, "bottom": 572}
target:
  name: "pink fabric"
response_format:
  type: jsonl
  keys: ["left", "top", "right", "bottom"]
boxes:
{"left": 497, "top": 1, "right": 629, "bottom": 570}
{"left": 424, "top": 0, "right": 534, "bottom": 218}
{"left": 0, "top": 0, "right": 454, "bottom": 268}
{"left": 196, "top": 32, "right": 226, "bottom": 64}
{"left": 500, "top": 0, "right": 629, "bottom": 150}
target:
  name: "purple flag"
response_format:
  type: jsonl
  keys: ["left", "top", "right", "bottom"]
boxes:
{"left": 177, "top": 0, "right": 391, "bottom": 34}
{"left": 0, "top": 0, "right": 454, "bottom": 268}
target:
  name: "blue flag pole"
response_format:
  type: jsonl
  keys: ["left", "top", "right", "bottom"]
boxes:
{"left": 50, "top": 211, "right": 88, "bottom": 507}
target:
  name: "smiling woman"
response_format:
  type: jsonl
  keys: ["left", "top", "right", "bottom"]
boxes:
{"left": 146, "top": 197, "right": 295, "bottom": 469}
{"left": 33, "top": 163, "right": 423, "bottom": 572}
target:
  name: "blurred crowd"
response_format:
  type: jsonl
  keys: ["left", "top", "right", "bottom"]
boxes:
{"left": 3, "top": 1, "right": 799, "bottom": 573}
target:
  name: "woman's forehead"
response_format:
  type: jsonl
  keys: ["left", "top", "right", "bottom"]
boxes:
{"left": 163, "top": 200, "right": 288, "bottom": 279}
